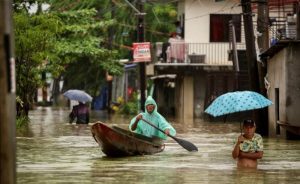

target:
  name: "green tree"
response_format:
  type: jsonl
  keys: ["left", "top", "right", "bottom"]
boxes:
{"left": 14, "top": 10, "right": 62, "bottom": 116}
{"left": 46, "top": 1, "right": 124, "bottom": 102}
{"left": 47, "top": 0, "right": 178, "bottom": 58}
{"left": 14, "top": 2, "right": 122, "bottom": 116}
{"left": 45, "top": 0, "right": 178, "bottom": 106}
{"left": 53, "top": 9, "right": 123, "bottom": 96}
{"left": 14, "top": 0, "right": 178, "bottom": 117}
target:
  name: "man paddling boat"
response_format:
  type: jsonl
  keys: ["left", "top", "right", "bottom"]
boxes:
{"left": 129, "top": 96, "right": 176, "bottom": 140}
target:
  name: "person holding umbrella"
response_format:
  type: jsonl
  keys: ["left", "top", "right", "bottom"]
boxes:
{"left": 69, "top": 101, "right": 90, "bottom": 124}
{"left": 63, "top": 89, "right": 92, "bottom": 124}
{"left": 232, "top": 119, "right": 264, "bottom": 168}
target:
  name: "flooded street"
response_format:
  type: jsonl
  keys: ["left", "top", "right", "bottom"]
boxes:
{"left": 17, "top": 107, "right": 300, "bottom": 184}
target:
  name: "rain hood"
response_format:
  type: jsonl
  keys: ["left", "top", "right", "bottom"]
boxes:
{"left": 129, "top": 96, "right": 176, "bottom": 140}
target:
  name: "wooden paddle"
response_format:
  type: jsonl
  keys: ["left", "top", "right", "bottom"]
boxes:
{"left": 141, "top": 118, "right": 198, "bottom": 152}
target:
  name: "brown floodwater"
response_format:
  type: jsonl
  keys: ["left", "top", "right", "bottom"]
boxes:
{"left": 17, "top": 107, "right": 300, "bottom": 184}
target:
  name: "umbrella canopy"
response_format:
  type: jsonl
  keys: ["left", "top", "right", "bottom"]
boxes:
{"left": 63, "top": 89, "right": 92, "bottom": 103}
{"left": 204, "top": 91, "right": 272, "bottom": 117}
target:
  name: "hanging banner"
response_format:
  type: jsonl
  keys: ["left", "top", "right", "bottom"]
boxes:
{"left": 133, "top": 42, "right": 151, "bottom": 62}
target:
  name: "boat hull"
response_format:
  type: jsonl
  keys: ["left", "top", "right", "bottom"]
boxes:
{"left": 91, "top": 122, "right": 165, "bottom": 157}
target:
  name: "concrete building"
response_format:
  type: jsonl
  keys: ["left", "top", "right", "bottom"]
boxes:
{"left": 261, "top": 41, "right": 300, "bottom": 139}
{"left": 259, "top": 1, "right": 300, "bottom": 139}
{"left": 152, "top": 0, "right": 247, "bottom": 122}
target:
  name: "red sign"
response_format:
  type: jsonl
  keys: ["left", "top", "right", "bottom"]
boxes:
{"left": 133, "top": 42, "right": 151, "bottom": 62}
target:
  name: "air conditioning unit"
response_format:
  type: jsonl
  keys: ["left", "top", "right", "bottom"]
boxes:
{"left": 189, "top": 54, "right": 206, "bottom": 63}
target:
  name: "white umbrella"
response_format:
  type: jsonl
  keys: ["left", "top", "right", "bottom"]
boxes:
{"left": 63, "top": 89, "right": 92, "bottom": 103}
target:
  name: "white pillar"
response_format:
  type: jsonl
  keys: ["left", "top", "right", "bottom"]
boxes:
{"left": 176, "top": 75, "right": 194, "bottom": 123}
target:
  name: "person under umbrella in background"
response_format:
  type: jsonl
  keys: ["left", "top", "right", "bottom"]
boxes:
{"left": 129, "top": 96, "right": 176, "bottom": 140}
{"left": 232, "top": 119, "right": 264, "bottom": 168}
{"left": 69, "top": 101, "right": 90, "bottom": 124}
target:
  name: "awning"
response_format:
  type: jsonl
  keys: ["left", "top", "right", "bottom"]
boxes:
{"left": 150, "top": 74, "right": 176, "bottom": 80}
{"left": 125, "top": 64, "right": 137, "bottom": 70}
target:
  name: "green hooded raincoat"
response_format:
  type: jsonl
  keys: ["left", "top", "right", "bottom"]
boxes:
{"left": 129, "top": 96, "right": 176, "bottom": 140}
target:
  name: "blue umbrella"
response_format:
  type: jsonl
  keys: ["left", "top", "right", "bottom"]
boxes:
{"left": 204, "top": 91, "right": 272, "bottom": 117}
{"left": 63, "top": 89, "right": 92, "bottom": 103}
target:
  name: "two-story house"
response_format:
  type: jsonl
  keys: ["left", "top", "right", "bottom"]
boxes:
{"left": 152, "top": 0, "right": 247, "bottom": 122}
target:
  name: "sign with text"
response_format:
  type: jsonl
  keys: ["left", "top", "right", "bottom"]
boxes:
{"left": 133, "top": 42, "right": 151, "bottom": 62}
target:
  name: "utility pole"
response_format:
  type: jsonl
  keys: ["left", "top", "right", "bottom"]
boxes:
{"left": 241, "top": 0, "right": 260, "bottom": 93}
{"left": 137, "top": 0, "right": 146, "bottom": 111}
{"left": 257, "top": 0, "right": 269, "bottom": 95}
{"left": 241, "top": 0, "right": 264, "bottom": 134}
{"left": 107, "top": 1, "right": 115, "bottom": 114}
{"left": 0, "top": 0, "right": 16, "bottom": 183}
{"left": 257, "top": 0, "right": 269, "bottom": 135}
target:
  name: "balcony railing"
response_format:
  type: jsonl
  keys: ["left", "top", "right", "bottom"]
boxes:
{"left": 154, "top": 42, "right": 246, "bottom": 66}
{"left": 252, "top": 2, "right": 298, "bottom": 43}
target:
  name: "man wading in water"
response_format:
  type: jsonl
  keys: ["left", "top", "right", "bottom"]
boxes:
{"left": 232, "top": 119, "right": 264, "bottom": 168}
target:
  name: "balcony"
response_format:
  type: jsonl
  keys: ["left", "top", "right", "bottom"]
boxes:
{"left": 153, "top": 42, "right": 246, "bottom": 67}
{"left": 254, "top": 1, "right": 299, "bottom": 44}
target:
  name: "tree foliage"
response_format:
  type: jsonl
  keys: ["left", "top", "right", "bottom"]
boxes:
{"left": 14, "top": 10, "right": 62, "bottom": 116}
{"left": 47, "top": 0, "right": 178, "bottom": 58}
{"left": 14, "top": 0, "right": 178, "bottom": 117}
{"left": 14, "top": 1, "right": 123, "bottom": 116}
{"left": 53, "top": 8, "right": 123, "bottom": 94}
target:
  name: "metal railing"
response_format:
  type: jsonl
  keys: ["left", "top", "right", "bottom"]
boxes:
{"left": 269, "top": 14, "right": 298, "bottom": 42}
{"left": 154, "top": 42, "right": 246, "bottom": 66}
{"left": 252, "top": 2, "right": 298, "bottom": 43}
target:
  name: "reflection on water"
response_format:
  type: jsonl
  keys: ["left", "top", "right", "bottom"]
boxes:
{"left": 17, "top": 107, "right": 300, "bottom": 183}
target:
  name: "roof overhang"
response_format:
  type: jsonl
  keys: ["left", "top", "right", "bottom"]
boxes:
{"left": 259, "top": 40, "right": 300, "bottom": 60}
{"left": 150, "top": 74, "right": 176, "bottom": 80}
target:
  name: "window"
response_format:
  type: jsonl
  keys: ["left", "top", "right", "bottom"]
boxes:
{"left": 210, "top": 14, "right": 241, "bottom": 42}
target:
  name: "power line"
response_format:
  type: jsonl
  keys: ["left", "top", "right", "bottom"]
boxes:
{"left": 185, "top": 3, "right": 241, "bottom": 21}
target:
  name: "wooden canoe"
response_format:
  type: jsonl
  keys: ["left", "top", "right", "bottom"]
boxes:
{"left": 91, "top": 121, "right": 165, "bottom": 157}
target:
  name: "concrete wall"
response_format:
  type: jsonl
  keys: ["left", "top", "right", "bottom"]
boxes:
{"left": 285, "top": 44, "right": 300, "bottom": 125}
{"left": 267, "top": 43, "right": 300, "bottom": 138}
{"left": 267, "top": 49, "right": 287, "bottom": 137}
{"left": 175, "top": 75, "right": 194, "bottom": 122}
{"left": 180, "top": 0, "right": 242, "bottom": 43}
{"left": 183, "top": 76, "right": 194, "bottom": 122}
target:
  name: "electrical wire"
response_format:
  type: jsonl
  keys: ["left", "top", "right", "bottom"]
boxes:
{"left": 185, "top": 2, "right": 241, "bottom": 21}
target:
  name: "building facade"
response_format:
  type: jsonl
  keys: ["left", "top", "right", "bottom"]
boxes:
{"left": 152, "top": 0, "right": 246, "bottom": 122}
